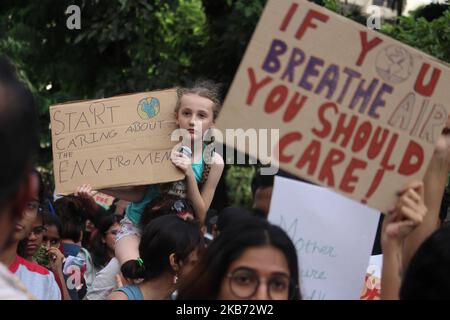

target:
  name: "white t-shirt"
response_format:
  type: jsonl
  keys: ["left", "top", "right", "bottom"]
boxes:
{"left": 9, "top": 256, "right": 61, "bottom": 300}
{"left": 0, "top": 262, "right": 33, "bottom": 300}
{"left": 85, "top": 257, "right": 120, "bottom": 300}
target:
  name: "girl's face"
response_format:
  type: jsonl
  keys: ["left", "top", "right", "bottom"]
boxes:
{"left": 14, "top": 196, "right": 40, "bottom": 242}
{"left": 26, "top": 217, "right": 45, "bottom": 258}
{"left": 103, "top": 222, "right": 120, "bottom": 255}
{"left": 43, "top": 225, "right": 61, "bottom": 250}
{"left": 178, "top": 247, "right": 200, "bottom": 280}
{"left": 176, "top": 93, "right": 215, "bottom": 142}
{"left": 218, "top": 245, "right": 291, "bottom": 300}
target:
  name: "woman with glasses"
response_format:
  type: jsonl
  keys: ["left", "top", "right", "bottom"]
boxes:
{"left": 108, "top": 215, "right": 204, "bottom": 300}
{"left": 177, "top": 214, "right": 301, "bottom": 300}
{"left": 90, "top": 214, "right": 122, "bottom": 275}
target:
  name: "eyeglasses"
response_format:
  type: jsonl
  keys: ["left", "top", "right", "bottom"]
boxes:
{"left": 30, "top": 226, "right": 47, "bottom": 236}
{"left": 227, "top": 267, "right": 294, "bottom": 300}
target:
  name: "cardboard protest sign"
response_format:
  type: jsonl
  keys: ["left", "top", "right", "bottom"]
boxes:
{"left": 269, "top": 176, "right": 380, "bottom": 300}
{"left": 216, "top": 0, "right": 450, "bottom": 212}
{"left": 50, "top": 89, "right": 184, "bottom": 195}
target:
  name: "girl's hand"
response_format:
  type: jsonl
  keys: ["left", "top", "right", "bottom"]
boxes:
{"left": 75, "top": 184, "right": 94, "bottom": 199}
{"left": 47, "top": 247, "right": 65, "bottom": 273}
{"left": 171, "top": 151, "right": 194, "bottom": 177}
{"left": 382, "top": 181, "right": 427, "bottom": 248}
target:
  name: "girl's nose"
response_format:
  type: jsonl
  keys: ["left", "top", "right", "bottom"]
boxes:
{"left": 252, "top": 283, "right": 270, "bottom": 300}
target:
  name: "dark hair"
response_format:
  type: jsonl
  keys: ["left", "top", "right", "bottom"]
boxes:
{"left": 177, "top": 217, "right": 301, "bottom": 300}
{"left": 42, "top": 211, "right": 62, "bottom": 237}
{"left": 54, "top": 196, "right": 88, "bottom": 243}
{"left": 216, "top": 206, "right": 257, "bottom": 233}
{"left": 400, "top": 225, "right": 450, "bottom": 299}
{"left": 0, "top": 57, "right": 39, "bottom": 210}
{"left": 251, "top": 171, "right": 274, "bottom": 197}
{"left": 90, "top": 214, "right": 122, "bottom": 269}
{"left": 31, "top": 169, "right": 45, "bottom": 204}
{"left": 121, "top": 215, "right": 204, "bottom": 280}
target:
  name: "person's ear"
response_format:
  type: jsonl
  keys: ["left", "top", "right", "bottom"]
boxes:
{"left": 11, "top": 171, "right": 38, "bottom": 221}
{"left": 169, "top": 253, "right": 180, "bottom": 272}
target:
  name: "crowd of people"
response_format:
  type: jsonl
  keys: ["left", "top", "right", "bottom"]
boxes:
{"left": 1, "top": 55, "right": 450, "bottom": 300}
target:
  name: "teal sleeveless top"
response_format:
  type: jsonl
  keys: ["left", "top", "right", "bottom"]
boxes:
{"left": 125, "top": 152, "right": 206, "bottom": 225}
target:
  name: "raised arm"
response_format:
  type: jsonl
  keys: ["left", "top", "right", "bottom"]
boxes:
{"left": 171, "top": 151, "right": 224, "bottom": 225}
{"left": 380, "top": 181, "right": 427, "bottom": 300}
{"left": 402, "top": 119, "right": 450, "bottom": 270}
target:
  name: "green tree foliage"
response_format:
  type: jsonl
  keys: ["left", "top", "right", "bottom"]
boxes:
{"left": 381, "top": 9, "right": 450, "bottom": 64}
{"left": 1, "top": 0, "right": 449, "bottom": 204}
{"left": 224, "top": 165, "right": 255, "bottom": 209}
{"left": 0, "top": 0, "right": 266, "bottom": 203}
{"left": 0, "top": 0, "right": 211, "bottom": 186}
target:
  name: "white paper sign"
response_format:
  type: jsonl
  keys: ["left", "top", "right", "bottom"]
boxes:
{"left": 269, "top": 176, "right": 380, "bottom": 300}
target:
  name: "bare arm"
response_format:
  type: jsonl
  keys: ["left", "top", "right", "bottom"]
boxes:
{"left": 380, "top": 181, "right": 427, "bottom": 300}
{"left": 186, "top": 153, "right": 224, "bottom": 225}
{"left": 47, "top": 248, "right": 71, "bottom": 300}
{"left": 107, "top": 291, "right": 129, "bottom": 300}
{"left": 402, "top": 120, "right": 450, "bottom": 270}
{"left": 172, "top": 151, "right": 224, "bottom": 225}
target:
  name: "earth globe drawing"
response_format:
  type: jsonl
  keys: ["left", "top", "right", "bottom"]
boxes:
{"left": 137, "top": 97, "right": 160, "bottom": 120}
{"left": 375, "top": 45, "right": 413, "bottom": 84}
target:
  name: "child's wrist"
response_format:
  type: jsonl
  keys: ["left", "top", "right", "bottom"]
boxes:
{"left": 382, "top": 238, "right": 403, "bottom": 253}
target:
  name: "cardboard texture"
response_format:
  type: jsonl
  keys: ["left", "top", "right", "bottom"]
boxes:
{"left": 50, "top": 89, "right": 184, "bottom": 195}
{"left": 216, "top": 0, "right": 450, "bottom": 212}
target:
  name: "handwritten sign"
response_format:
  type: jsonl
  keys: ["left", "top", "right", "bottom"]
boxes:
{"left": 268, "top": 176, "right": 380, "bottom": 300}
{"left": 50, "top": 89, "right": 184, "bottom": 195}
{"left": 216, "top": 0, "right": 450, "bottom": 212}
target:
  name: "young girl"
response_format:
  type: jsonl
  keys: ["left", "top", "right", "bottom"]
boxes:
{"left": 98, "top": 81, "right": 224, "bottom": 267}
{"left": 108, "top": 215, "right": 204, "bottom": 300}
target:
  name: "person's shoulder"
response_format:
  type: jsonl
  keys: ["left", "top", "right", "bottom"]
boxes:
{"left": 108, "top": 289, "right": 130, "bottom": 300}
{"left": 0, "top": 263, "right": 33, "bottom": 300}
{"left": 16, "top": 256, "right": 50, "bottom": 276}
